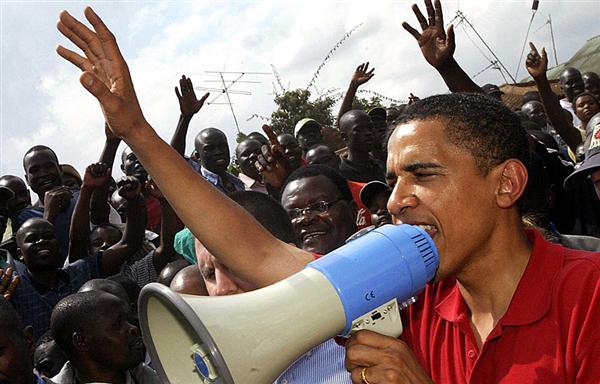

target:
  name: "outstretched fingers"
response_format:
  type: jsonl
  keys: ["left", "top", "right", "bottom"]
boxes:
{"left": 84, "top": 7, "right": 125, "bottom": 63}
{"left": 434, "top": 0, "right": 444, "bottom": 26}
{"left": 56, "top": 45, "right": 93, "bottom": 72}
{"left": 58, "top": 10, "right": 105, "bottom": 63}
{"left": 425, "top": 0, "right": 435, "bottom": 26}
{"left": 412, "top": 3, "right": 429, "bottom": 31}
{"left": 262, "top": 124, "right": 280, "bottom": 147}
{"left": 402, "top": 21, "right": 421, "bottom": 40}
{"left": 57, "top": 20, "right": 99, "bottom": 65}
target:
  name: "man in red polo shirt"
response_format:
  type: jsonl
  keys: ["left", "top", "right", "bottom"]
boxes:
{"left": 56, "top": 8, "right": 599, "bottom": 384}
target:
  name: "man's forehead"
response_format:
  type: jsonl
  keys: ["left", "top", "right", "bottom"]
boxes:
{"left": 24, "top": 149, "right": 58, "bottom": 166}
{"left": 282, "top": 176, "right": 339, "bottom": 207}
{"left": 387, "top": 120, "right": 465, "bottom": 169}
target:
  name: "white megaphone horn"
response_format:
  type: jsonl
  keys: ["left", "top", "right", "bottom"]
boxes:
{"left": 138, "top": 224, "right": 439, "bottom": 384}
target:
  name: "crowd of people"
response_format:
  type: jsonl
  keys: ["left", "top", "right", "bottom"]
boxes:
{"left": 1, "top": 0, "right": 599, "bottom": 383}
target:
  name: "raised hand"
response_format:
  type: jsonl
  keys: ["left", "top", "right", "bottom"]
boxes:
{"left": 351, "top": 63, "right": 375, "bottom": 87}
{"left": 44, "top": 186, "right": 72, "bottom": 220}
{"left": 402, "top": 0, "right": 455, "bottom": 69}
{"left": 83, "top": 162, "right": 111, "bottom": 189}
{"left": 255, "top": 125, "right": 290, "bottom": 189}
{"left": 0, "top": 267, "right": 20, "bottom": 300}
{"left": 525, "top": 42, "right": 548, "bottom": 80}
{"left": 56, "top": 8, "right": 148, "bottom": 140}
{"left": 175, "top": 75, "right": 209, "bottom": 118}
{"left": 117, "top": 176, "right": 142, "bottom": 200}
{"left": 346, "top": 330, "right": 433, "bottom": 384}
{"left": 408, "top": 93, "right": 420, "bottom": 105}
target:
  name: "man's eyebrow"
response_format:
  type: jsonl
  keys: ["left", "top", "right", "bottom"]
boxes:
{"left": 403, "top": 162, "right": 445, "bottom": 172}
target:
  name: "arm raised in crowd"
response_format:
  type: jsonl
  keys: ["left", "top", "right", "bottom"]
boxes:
{"left": 68, "top": 163, "right": 111, "bottom": 263}
{"left": 402, "top": 0, "right": 481, "bottom": 93}
{"left": 90, "top": 123, "right": 120, "bottom": 224}
{"left": 337, "top": 62, "right": 374, "bottom": 123}
{"left": 171, "top": 75, "right": 209, "bottom": 156}
{"left": 526, "top": 42, "right": 582, "bottom": 153}
{"left": 56, "top": 8, "right": 310, "bottom": 288}
{"left": 146, "top": 178, "right": 184, "bottom": 274}
{"left": 101, "top": 176, "right": 146, "bottom": 275}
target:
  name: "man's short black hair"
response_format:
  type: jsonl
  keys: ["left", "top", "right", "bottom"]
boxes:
{"left": 35, "top": 330, "right": 55, "bottom": 347}
{"left": 22, "top": 145, "right": 60, "bottom": 169}
{"left": 227, "top": 191, "right": 298, "bottom": 246}
{"left": 106, "top": 275, "right": 141, "bottom": 305}
{"left": 282, "top": 164, "right": 353, "bottom": 202}
{"left": 395, "top": 93, "right": 529, "bottom": 174}
{"left": 50, "top": 291, "right": 113, "bottom": 357}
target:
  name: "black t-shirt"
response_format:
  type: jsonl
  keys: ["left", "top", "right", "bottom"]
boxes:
{"left": 339, "top": 156, "right": 386, "bottom": 183}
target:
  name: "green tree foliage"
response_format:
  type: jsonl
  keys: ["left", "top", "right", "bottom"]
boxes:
{"left": 352, "top": 96, "right": 385, "bottom": 111}
{"left": 270, "top": 89, "right": 336, "bottom": 135}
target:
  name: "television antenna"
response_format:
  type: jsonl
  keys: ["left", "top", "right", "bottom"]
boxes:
{"left": 447, "top": 10, "right": 516, "bottom": 84}
{"left": 195, "top": 71, "right": 270, "bottom": 133}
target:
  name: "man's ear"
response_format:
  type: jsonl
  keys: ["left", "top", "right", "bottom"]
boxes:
{"left": 73, "top": 332, "right": 90, "bottom": 352}
{"left": 495, "top": 159, "right": 528, "bottom": 209}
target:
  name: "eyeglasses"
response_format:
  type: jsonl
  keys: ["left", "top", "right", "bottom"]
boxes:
{"left": 287, "top": 200, "right": 344, "bottom": 221}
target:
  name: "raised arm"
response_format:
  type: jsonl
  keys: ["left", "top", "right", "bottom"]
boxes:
{"left": 526, "top": 42, "right": 582, "bottom": 152}
{"left": 171, "top": 75, "right": 209, "bottom": 156}
{"left": 90, "top": 123, "right": 120, "bottom": 224}
{"left": 402, "top": 0, "right": 481, "bottom": 93}
{"left": 56, "top": 8, "right": 310, "bottom": 287}
{"left": 146, "top": 178, "right": 184, "bottom": 274}
{"left": 101, "top": 176, "right": 146, "bottom": 275}
{"left": 69, "top": 163, "right": 111, "bottom": 263}
{"left": 337, "top": 63, "right": 375, "bottom": 123}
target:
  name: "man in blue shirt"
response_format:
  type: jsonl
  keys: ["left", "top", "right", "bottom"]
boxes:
{"left": 191, "top": 128, "right": 244, "bottom": 194}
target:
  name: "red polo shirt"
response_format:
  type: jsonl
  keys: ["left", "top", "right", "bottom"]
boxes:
{"left": 401, "top": 229, "right": 600, "bottom": 383}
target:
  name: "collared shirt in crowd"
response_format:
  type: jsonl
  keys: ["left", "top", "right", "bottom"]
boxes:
{"left": 238, "top": 172, "right": 268, "bottom": 194}
{"left": 274, "top": 339, "right": 351, "bottom": 384}
{"left": 10, "top": 253, "right": 102, "bottom": 340}
{"left": 52, "top": 361, "right": 161, "bottom": 384}
{"left": 560, "top": 98, "right": 582, "bottom": 128}
{"left": 187, "top": 159, "right": 245, "bottom": 194}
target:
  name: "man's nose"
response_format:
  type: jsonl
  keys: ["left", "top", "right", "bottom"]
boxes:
{"left": 387, "top": 183, "right": 418, "bottom": 218}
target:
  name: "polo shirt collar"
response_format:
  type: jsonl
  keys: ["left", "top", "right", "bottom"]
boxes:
{"left": 434, "top": 229, "right": 563, "bottom": 328}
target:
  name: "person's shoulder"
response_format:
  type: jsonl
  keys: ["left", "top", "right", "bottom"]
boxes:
{"left": 131, "top": 363, "right": 161, "bottom": 383}
{"left": 559, "top": 246, "right": 600, "bottom": 278}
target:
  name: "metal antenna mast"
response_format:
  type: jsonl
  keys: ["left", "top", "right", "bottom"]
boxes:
{"left": 196, "top": 71, "right": 270, "bottom": 133}
{"left": 454, "top": 10, "right": 516, "bottom": 83}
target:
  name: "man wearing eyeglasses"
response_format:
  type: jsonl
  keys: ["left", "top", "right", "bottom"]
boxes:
{"left": 280, "top": 164, "right": 358, "bottom": 256}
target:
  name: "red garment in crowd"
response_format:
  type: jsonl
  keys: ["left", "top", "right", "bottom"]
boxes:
{"left": 401, "top": 229, "right": 600, "bottom": 383}
{"left": 346, "top": 180, "right": 372, "bottom": 229}
{"left": 145, "top": 194, "right": 161, "bottom": 233}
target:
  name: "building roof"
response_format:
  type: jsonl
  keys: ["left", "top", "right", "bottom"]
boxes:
{"left": 520, "top": 34, "right": 600, "bottom": 82}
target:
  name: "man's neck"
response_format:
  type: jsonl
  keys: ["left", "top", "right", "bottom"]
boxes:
{"left": 346, "top": 147, "right": 371, "bottom": 165}
{"left": 74, "top": 360, "right": 129, "bottom": 384}
{"left": 455, "top": 219, "right": 532, "bottom": 348}
{"left": 27, "top": 268, "right": 59, "bottom": 287}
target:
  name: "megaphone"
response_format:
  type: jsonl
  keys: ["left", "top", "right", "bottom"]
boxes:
{"left": 139, "top": 224, "right": 438, "bottom": 384}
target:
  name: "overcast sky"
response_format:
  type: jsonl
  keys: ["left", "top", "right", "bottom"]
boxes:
{"left": 1, "top": 0, "right": 598, "bottom": 183}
